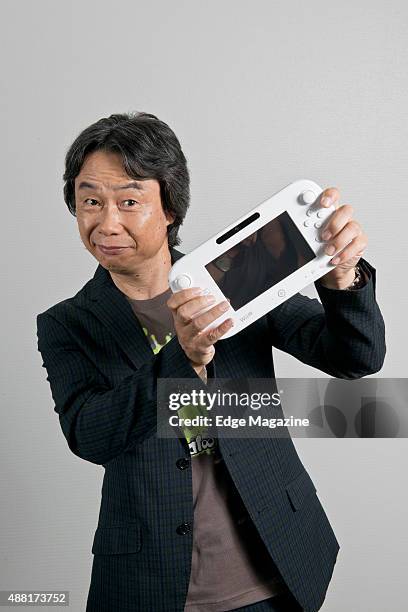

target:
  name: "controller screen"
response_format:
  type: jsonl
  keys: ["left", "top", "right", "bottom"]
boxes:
{"left": 205, "top": 211, "right": 316, "bottom": 310}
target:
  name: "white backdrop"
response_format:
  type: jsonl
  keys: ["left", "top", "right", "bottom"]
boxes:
{"left": 1, "top": 1, "right": 407, "bottom": 610}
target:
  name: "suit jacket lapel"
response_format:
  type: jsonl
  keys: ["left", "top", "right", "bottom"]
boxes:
{"left": 84, "top": 247, "right": 185, "bottom": 370}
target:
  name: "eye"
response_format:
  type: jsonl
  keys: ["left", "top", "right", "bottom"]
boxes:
{"left": 122, "top": 199, "right": 140, "bottom": 208}
{"left": 84, "top": 198, "right": 100, "bottom": 207}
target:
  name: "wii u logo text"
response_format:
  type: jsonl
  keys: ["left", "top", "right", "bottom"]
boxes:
{"left": 240, "top": 312, "right": 253, "bottom": 322}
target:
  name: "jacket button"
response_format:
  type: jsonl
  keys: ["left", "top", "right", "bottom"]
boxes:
{"left": 176, "top": 522, "right": 191, "bottom": 535}
{"left": 176, "top": 457, "right": 190, "bottom": 470}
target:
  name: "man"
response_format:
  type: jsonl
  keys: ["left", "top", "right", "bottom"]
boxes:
{"left": 36, "top": 112, "right": 386, "bottom": 612}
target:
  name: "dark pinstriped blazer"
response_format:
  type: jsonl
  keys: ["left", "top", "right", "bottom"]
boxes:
{"left": 36, "top": 248, "right": 385, "bottom": 612}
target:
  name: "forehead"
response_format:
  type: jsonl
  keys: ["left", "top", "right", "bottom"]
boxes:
{"left": 75, "top": 150, "right": 159, "bottom": 193}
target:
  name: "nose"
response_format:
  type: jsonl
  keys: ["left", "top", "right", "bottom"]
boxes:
{"left": 97, "top": 203, "right": 123, "bottom": 235}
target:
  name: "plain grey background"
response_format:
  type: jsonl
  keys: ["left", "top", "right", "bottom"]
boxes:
{"left": 1, "top": 0, "right": 407, "bottom": 610}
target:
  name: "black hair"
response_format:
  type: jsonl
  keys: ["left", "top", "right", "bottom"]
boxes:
{"left": 63, "top": 111, "right": 190, "bottom": 247}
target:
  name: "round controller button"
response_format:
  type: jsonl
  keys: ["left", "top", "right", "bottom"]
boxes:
{"left": 304, "top": 219, "right": 313, "bottom": 227}
{"left": 314, "top": 221, "right": 322, "bottom": 228}
{"left": 300, "top": 190, "right": 317, "bottom": 205}
{"left": 175, "top": 274, "right": 192, "bottom": 290}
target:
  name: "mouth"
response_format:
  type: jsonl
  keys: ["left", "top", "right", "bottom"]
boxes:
{"left": 97, "top": 245, "right": 131, "bottom": 256}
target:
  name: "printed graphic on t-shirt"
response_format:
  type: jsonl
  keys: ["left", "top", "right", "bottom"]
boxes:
{"left": 142, "top": 326, "right": 173, "bottom": 355}
{"left": 143, "top": 324, "right": 216, "bottom": 458}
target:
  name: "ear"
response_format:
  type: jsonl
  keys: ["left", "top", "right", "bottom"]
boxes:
{"left": 165, "top": 211, "right": 175, "bottom": 226}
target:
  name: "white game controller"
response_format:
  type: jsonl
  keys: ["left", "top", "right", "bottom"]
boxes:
{"left": 169, "top": 179, "right": 338, "bottom": 339}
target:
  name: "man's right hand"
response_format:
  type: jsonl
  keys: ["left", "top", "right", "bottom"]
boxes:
{"left": 166, "top": 287, "right": 233, "bottom": 368}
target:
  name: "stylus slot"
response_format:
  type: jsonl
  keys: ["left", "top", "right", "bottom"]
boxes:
{"left": 216, "top": 212, "right": 260, "bottom": 245}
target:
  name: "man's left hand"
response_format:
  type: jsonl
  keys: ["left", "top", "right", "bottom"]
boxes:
{"left": 318, "top": 187, "right": 368, "bottom": 290}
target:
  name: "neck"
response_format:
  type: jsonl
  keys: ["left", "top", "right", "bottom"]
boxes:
{"left": 109, "top": 244, "right": 173, "bottom": 300}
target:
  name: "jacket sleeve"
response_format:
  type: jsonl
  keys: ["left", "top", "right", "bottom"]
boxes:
{"left": 266, "top": 258, "right": 386, "bottom": 379}
{"left": 36, "top": 311, "right": 197, "bottom": 466}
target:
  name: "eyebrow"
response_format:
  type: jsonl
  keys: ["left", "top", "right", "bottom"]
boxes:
{"left": 77, "top": 180, "right": 145, "bottom": 192}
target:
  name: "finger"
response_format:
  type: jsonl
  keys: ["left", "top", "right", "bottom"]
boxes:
{"left": 187, "top": 300, "right": 231, "bottom": 333}
{"left": 197, "top": 318, "right": 235, "bottom": 348}
{"left": 330, "top": 233, "right": 368, "bottom": 265}
{"left": 167, "top": 287, "right": 206, "bottom": 311}
{"left": 319, "top": 186, "right": 340, "bottom": 208}
{"left": 324, "top": 221, "right": 363, "bottom": 257}
{"left": 176, "top": 294, "right": 220, "bottom": 324}
{"left": 321, "top": 204, "right": 355, "bottom": 240}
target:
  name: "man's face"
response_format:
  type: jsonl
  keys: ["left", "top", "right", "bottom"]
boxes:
{"left": 74, "top": 150, "right": 174, "bottom": 274}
